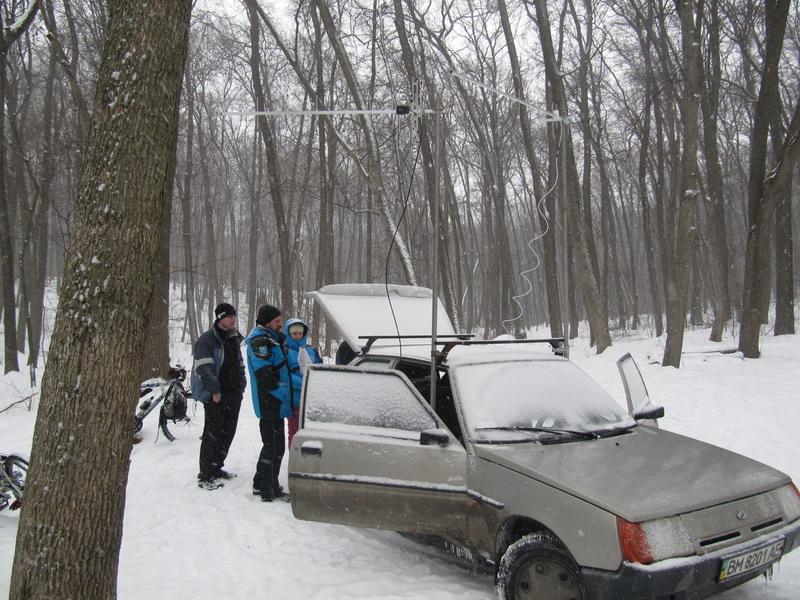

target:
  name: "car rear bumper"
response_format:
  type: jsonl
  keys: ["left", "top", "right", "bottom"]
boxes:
{"left": 582, "top": 518, "right": 800, "bottom": 600}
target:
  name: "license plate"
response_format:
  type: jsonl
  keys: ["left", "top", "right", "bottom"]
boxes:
{"left": 719, "top": 539, "right": 785, "bottom": 582}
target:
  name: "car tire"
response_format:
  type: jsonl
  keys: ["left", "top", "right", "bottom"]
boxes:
{"left": 496, "top": 533, "right": 586, "bottom": 600}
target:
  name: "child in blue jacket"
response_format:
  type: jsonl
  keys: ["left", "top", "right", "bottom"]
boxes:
{"left": 285, "top": 317, "right": 323, "bottom": 448}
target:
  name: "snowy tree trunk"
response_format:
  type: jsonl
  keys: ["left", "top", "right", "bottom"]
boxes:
{"left": 662, "top": 0, "right": 702, "bottom": 367}
{"left": 739, "top": 0, "right": 792, "bottom": 358}
{"left": 10, "top": 2, "right": 191, "bottom": 597}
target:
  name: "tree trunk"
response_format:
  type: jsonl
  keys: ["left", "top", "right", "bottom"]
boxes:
{"left": 139, "top": 186, "right": 172, "bottom": 380}
{"left": 0, "top": 2, "right": 38, "bottom": 373}
{"left": 637, "top": 36, "right": 663, "bottom": 336}
{"left": 497, "top": 0, "right": 562, "bottom": 338}
{"left": 700, "top": 0, "right": 732, "bottom": 342}
{"left": 245, "top": 0, "right": 294, "bottom": 311}
{"left": 739, "top": 0, "right": 791, "bottom": 357}
{"left": 393, "top": 0, "right": 461, "bottom": 329}
{"left": 315, "top": 0, "right": 418, "bottom": 286}
{"left": 311, "top": 4, "right": 335, "bottom": 348}
{"left": 181, "top": 55, "right": 200, "bottom": 345}
{"left": 246, "top": 127, "right": 261, "bottom": 331}
{"left": 663, "top": 0, "right": 702, "bottom": 367}
{"left": 10, "top": 1, "right": 190, "bottom": 597}
{"left": 196, "top": 120, "right": 222, "bottom": 312}
{"left": 28, "top": 2, "right": 59, "bottom": 368}
{"left": 774, "top": 169, "right": 795, "bottom": 335}
{"left": 530, "top": 0, "right": 611, "bottom": 352}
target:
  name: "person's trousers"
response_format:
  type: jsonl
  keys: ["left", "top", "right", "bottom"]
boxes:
{"left": 287, "top": 407, "right": 300, "bottom": 450}
{"left": 254, "top": 395, "right": 285, "bottom": 498}
{"left": 199, "top": 393, "right": 242, "bottom": 479}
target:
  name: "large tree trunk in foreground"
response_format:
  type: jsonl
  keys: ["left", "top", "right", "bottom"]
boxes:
{"left": 10, "top": 1, "right": 191, "bottom": 597}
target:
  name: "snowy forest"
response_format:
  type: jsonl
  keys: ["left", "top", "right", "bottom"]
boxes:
{"left": 1, "top": 0, "right": 800, "bottom": 597}
{"left": 0, "top": 0, "right": 797, "bottom": 382}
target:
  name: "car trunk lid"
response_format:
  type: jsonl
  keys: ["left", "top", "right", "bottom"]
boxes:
{"left": 308, "top": 284, "right": 455, "bottom": 355}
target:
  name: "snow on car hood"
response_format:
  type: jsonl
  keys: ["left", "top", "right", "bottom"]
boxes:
{"left": 307, "top": 284, "right": 455, "bottom": 355}
{"left": 474, "top": 426, "right": 790, "bottom": 522}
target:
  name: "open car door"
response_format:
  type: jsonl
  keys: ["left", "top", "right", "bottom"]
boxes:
{"left": 616, "top": 353, "right": 664, "bottom": 428}
{"left": 288, "top": 365, "right": 468, "bottom": 541}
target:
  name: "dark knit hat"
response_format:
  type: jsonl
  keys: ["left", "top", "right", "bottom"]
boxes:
{"left": 256, "top": 304, "right": 281, "bottom": 326}
{"left": 214, "top": 302, "right": 237, "bottom": 324}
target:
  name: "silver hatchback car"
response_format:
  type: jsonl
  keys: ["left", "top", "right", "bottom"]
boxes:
{"left": 288, "top": 284, "right": 800, "bottom": 600}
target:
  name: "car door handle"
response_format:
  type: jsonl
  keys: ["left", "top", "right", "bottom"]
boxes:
{"left": 301, "top": 443, "right": 322, "bottom": 457}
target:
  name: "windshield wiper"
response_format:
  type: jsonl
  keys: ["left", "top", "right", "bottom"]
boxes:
{"left": 475, "top": 426, "right": 599, "bottom": 440}
{"left": 594, "top": 425, "right": 635, "bottom": 438}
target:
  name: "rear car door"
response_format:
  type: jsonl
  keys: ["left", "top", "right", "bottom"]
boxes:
{"left": 289, "top": 366, "right": 468, "bottom": 541}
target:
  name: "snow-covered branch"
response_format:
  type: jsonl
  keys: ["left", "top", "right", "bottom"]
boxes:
{"left": 2, "top": 0, "right": 39, "bottom": 48}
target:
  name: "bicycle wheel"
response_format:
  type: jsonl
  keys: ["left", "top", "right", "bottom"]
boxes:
{"left": 3, "top": 454, "right": 29, "bottom": 507}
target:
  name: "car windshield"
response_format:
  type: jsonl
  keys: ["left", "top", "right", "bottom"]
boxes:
{"left": 452, "top": 358, "right": 636, "bottom": 443}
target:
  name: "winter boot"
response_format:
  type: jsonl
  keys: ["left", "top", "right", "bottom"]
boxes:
{"left": 214, "top": 469, "right": 237, "bottom": 480}
{"left": 198, "top": 477, "right": 224, "bottom": 491}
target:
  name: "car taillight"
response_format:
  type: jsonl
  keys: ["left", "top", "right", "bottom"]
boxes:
{"left": 617, "top": 517, "right": 654, "bottom": 564}
{"left": 792, "top": 482, "right": 800, "bottom": 500}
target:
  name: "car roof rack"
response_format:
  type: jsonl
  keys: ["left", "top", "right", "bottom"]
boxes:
{"left": 436, "top": 338, "right": 567, "bottom": 362}
{"left": 358, "top": 334, "right": 475, "bottom": 355}
{"left": 357, "top": 335, "right": 566, "bottom": 362}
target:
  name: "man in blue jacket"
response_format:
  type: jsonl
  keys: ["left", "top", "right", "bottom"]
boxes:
{"left": 246, "top": 304, "right": 292, "bottom": 502}
{"left": 191, "top": 302, "right": 246, "bottom": 490}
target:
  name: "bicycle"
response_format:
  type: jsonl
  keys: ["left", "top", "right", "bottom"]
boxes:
{"left": 0, "top": 452, "right": 28, "bottom": 513}
{"left": 134, "top": 365, "right": 191, "bottom": 442}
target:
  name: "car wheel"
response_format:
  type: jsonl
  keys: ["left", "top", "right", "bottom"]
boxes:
{"left": 496, "top": 533, "right": 586, "bottom": 600}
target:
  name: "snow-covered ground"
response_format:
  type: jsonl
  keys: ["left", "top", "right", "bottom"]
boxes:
{"left": 1, "top": 321, "right": 798, "bottom": 599}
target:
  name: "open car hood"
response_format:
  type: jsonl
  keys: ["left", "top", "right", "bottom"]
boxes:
{"left": 307, "top": 284, "right": 455, "bottom": 355}
{"left": 474, "top": 426, "right": 790, "bottom": 522}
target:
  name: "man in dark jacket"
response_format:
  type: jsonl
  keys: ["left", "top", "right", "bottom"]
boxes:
{"left": 245, "top": 303, "right": 292, "bottom": 502}
{"left": 192, "top": 302, "right": 246, "bottom": 490}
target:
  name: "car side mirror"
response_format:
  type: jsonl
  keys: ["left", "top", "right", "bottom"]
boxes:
{"left": 420, "top": 428, "right": 449, "bottom": 446}
{"left": 633, "top": 404, "right": 665, "bottom": 421}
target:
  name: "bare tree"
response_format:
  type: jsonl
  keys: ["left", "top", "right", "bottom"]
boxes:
{"left": 662, "top": 0, "right": 702, "bottom": 367}
{"left": 0, "top": 0, "right": 38, "bottom": 373}
{"left": 699, "top": 0, "right": 732, "bottom": 342}
{"left": 739, "top": 0, "right": 792, "bottom": 357}
{"left": 528, "top": 0, "right": 611, "bottom": 352}
{"left": 314, "top": 0, "right": 418, "bottom": 286}
{"left": 497, "top": 0, "right": 563, "bottom": 338}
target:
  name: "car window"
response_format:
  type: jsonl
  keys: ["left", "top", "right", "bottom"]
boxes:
{"left": 452, "top": 359, "right": 635, "bottom": 442}
{"left": 353, "top": 357, "right": 393, "bottom": 370}
{"left": 304, "top": 368, "right": 437, "bottom": 434}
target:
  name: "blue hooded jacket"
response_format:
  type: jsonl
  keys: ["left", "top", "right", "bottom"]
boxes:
{"left": 285, "top": 317, "right": 323, "bottom": 409}
{"left": 245, "top": 325, "right": 292, "bottom": 419}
